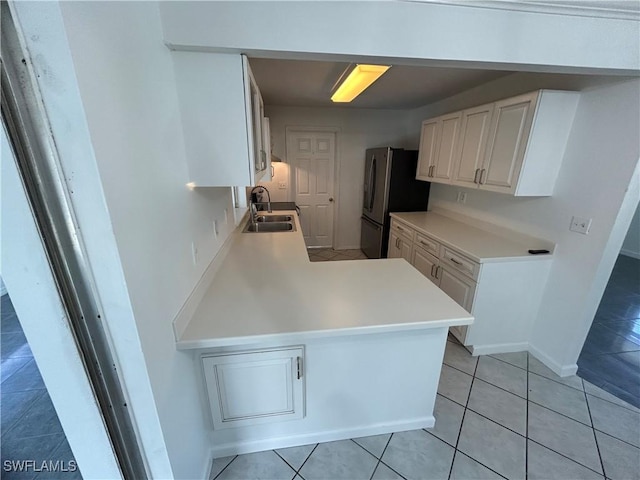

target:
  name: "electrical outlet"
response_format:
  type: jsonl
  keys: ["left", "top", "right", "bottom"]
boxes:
{"left": 224, "top": 208, "right": 228, "bottom": 224}
{"left": 191, "top": 241, "right": 198, "bottom": 265}
{"left": 278, "top": 182, "right": 287, "bottom": 190}
{"left": 213, "top": 219, "right": 219, "bottom": 238}
{"left": 570, "top": 216, "right": 592, "bottom": 234}
{"left": 456, "top": 191, "right": 467, "bottom": 204}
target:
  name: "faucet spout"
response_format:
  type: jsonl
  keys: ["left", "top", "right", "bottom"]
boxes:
{"left": 249, "top": 186, "right": 272, "bottom": 221}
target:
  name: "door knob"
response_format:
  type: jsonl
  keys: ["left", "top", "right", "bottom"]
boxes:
{"left": 329, "top": 197, "right": 334, "bottom": 202}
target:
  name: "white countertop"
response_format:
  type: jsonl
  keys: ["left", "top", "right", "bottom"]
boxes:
{"left": 177, "top": 211, "right": 473, "bottom": 349}
{"left": 390, "top": 211, "right": 554, "bottom": 263}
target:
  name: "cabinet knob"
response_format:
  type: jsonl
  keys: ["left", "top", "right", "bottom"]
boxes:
{"left": 329, "top": 197, "right": 334, "bottom": 202}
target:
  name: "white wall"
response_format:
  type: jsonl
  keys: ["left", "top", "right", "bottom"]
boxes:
{"left": 12, "top": 2, "right": 240, "bottom": 478}
{"left": 621, "top": 202, "right": 640, "bottom": 259}
{"left": 159, "top": 1, "right": 639, "bottom": 74}
{"left": 265, "top": 106, "right": 411, "bottom": 249}
{"left": 417, "top": 78, "right": 640, "bottom": 372}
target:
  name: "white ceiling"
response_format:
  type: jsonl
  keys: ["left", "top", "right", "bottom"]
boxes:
{"left": 249, "top": 58, "right": 513, "bottom": 110}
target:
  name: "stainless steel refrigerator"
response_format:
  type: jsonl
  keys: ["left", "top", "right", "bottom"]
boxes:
{"left": 360, "top": 147, "right": 430, "bottom": 258}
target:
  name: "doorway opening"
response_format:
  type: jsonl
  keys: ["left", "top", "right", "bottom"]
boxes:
{"left": 576, "top": 208, "right": 640, "bottom": 409}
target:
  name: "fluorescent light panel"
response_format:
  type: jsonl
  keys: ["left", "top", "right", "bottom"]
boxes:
{"left": 331, "top": 64, "right": 391, "bottom": 103}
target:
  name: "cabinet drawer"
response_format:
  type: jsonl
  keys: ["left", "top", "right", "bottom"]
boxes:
{"left": 390, "top": 219, "right": 414, "bottom": 242}
{"left": 414, "top": 233, "right": 440, "bottom": 258}
{"left": 440, "top": 247, "right": 480, "bottom": 281}
{"left": 411, "top": 246, "right": 439, "bottom": 285}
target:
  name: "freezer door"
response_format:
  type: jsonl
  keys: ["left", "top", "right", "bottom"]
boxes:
{"left": 360, "top": 216, "right": 384, "bottom": 259}
{"left": 363, "top": 149, "right": 391, "bottom": 224}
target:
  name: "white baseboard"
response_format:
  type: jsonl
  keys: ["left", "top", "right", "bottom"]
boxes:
{"left": 528, "top": 344, "right": 578, "bottom": 377}
{"left": 172, "top": 230, "right": 238, "bottom": 341}
{"left": 620, "top": 249, "right": 640, "bottom": 260}
{"left": 211, "top": 417, "right": 435, "bottom": 459}
{"left": 471, "top": 342, "right": 529, "bottom": 356}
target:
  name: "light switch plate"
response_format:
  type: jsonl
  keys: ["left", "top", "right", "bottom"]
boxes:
{"left": 278, "top": 182, "right": 287, "bottom": 189}
{"left": 570, "top": 216, "right": 592, "bottom": 234}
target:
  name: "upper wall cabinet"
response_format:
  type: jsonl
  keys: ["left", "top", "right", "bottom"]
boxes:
{"left": 416, "top": 112, "right": 461, "bottom": 183}
{"left": 419, "top": 90, "right": 580, "bottom": 196}
{"left": 172, "top": 52, "right": 270, "bottom": 187}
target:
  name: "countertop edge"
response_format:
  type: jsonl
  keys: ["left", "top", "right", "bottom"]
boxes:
{"left": 177, "top": 315, "right": 474, "bottom": 350}
{"left": 389, "top": 211, "right": 553, "bottom": 263}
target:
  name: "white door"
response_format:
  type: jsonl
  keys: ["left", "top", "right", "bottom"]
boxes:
{"left": 481, "top": 93, "right": 536, "bottom": 193}
{"left": 416, "top": 119, "right": 439, "bottom": 181}
{"left": 287, "top": 131, "right": 336, "bottom": 247}
{"left": 432, "top": 113, "right": 461, "bottom": 183}
{"left": 452, "top": 103, "right": 494, "bottom": 188}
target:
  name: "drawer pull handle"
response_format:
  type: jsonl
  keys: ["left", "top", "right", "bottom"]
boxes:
{"left": 430, "top": 264, "right": 436, "bottom": 277}
{"left": 396, "top": 225, "right": 404, "bottom": 231}
{"left": 420, "top": 241, "right": 429, "bottom": 247}
{"left": 479, "top": 168, "right": 487, "bottom": 184}
{"left": 473, "top": 168, "right": 480, "bottom": 184}
{"left": 450, "top": 257, "right": 463, "bottom": 266}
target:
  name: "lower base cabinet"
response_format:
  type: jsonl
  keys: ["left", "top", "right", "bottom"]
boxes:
{"left": 202, "top": 346, "right": 305, "bottom": 429}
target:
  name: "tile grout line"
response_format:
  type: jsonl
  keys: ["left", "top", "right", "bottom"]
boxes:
{"left": 526, "top": 437, "right": 609, "bottom": 478}
{"left": 525, "top": 352, "right": 529, "bottom": 480}
{"left": 211, "top": 455, "right": 237, "bottom": 480}
{"left": 272, "top": 449, "right": 301, "bottom": 478}
{"left": 446, "top": 351, "right": 480, "bottom": 480}
{"left": 442, "top": 366, "right": 600, "bottom": 431}
{"left": 293, "top": 443, "right": 319, "bottom": 477}
{"left": 582, "top": 378, "right": 607, "bottom": 478}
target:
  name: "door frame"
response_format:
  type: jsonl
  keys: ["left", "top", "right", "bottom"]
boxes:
{"left": 285, "top": 126, "right": 340, "bottom": 248}
{"left": 1, "top": 4, "right": 148, "bottom": 477}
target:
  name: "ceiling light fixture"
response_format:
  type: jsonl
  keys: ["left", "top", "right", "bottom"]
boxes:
{"left": 330, "top": 64, "right": 391, "bottom": 103}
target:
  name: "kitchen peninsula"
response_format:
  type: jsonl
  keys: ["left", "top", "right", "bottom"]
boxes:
{"left": 175, "top": 210, "right": 473, "bottom": 458}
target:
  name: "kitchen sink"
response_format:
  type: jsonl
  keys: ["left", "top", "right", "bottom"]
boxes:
{"left": 256, "top": 215, "right": 293, "bottom": 223}
{"left": 243, "top": 221, "right": 296, "bottom": 233}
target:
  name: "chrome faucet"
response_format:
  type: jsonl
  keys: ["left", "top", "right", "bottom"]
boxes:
{"left": 249, "top": 186, "right": 272, "bottom": 225}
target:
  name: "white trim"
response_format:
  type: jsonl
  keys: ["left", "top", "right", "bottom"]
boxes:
{"left": 470, "top": 342, "right": 529, "bottom": 356}
{"left": 528, "top": 344, "right": 578, "bottom": 377}
{"left": 210, "top": 416, "right": 435, "bottom": 458}
{"left": 173, "top": 224, "right": 242, "bottom": 340}
{"left": 406, "top": 0, "right": 640, "bottom": 20}
{"left": 285, "top": 126, "right": 340, "bottom": 248}
{"left": 0, "top": 278, "right": 7, "bottom": 296}
{"left": 620, "top": 249, "right": 640, "bottom": 260}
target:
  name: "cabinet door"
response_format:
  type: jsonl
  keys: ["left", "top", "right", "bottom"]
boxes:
{"left": 452, "top": 104, "right": 494, "bottom": 188}
{"left": 411, "top": 247, "right": 439, "bottom": 285}
{"left": 438, "top": 267, "right": 476, "bottom": 314}
{"left": 202, "top": 347, "right": 304, "bottom": 429}
{"left": 416, "top": 119, "right": 439, "bottom": 181}
{"left": 388, "top": 231, "right": 402, "bottom": 259}
{"left": 432, "top": 113, "right": 461, "bottom": 183}
{"left": 400, "top": 238, "right": 412, "bottom": 262}
{"left": 480, "top": 93, "right": 537, "bottom": 194}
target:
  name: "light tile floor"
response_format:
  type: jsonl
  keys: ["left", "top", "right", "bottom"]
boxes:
{"left": 307, "top": 248, "right": 368, "bottom": 262}
{"left": 210, "top": 336, "right": 640, "bottom": 480}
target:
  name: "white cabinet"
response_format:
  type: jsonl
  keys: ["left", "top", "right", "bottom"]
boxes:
{"left": 389, "top": 212, "right": 553, "bottom": 354}
{"left": 202, "top": 347, "right": 305, "bottom": 429}
{"left": 451, "top": 103, "right": 494, "bottom": 188}
{"left": 389, "top": 219, "right": 414, "bottom": 261}
{"left": 416, "top": 113, "right": 461, "bottom": 184}
{"left": 172, "top": 52, "right": 269, "bottom": 187}
{"left": 388, "top": 231, "right": 412, "bottom": 261}
{"left": 420, "top": 90, "right": 579, "bottom": 196}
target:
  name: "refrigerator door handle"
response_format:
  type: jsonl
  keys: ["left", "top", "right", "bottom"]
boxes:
{"left": 369, "top": 155, "right": 377, "bottom": 211}
{"left": 361, "top": 215, "right": 382, "bottom": 229}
